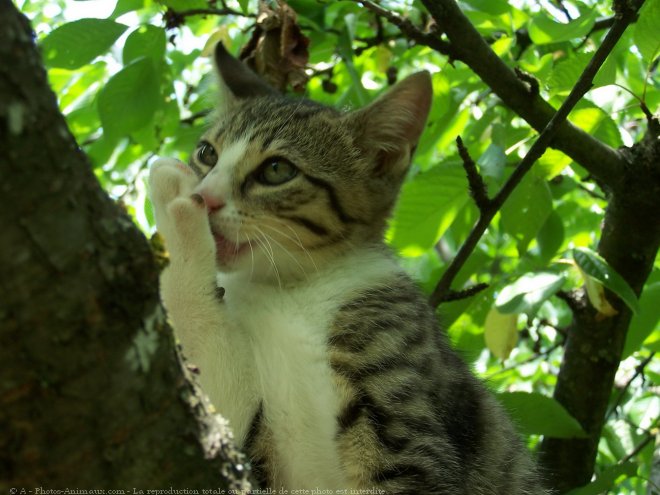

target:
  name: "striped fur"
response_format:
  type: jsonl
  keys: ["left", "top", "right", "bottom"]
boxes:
{"left": 149, "top": 43, "right": 547, "bottom": 494}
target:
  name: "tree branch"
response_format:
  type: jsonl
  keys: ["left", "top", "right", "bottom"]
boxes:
{"left": 427, "top": 0, "right": 644, "bottom": 307}
{"left": 394, "top": 0, "right": 630, "bottom": 187}
{"left": 355, "top": 1, "right": 456, "bottom": 58}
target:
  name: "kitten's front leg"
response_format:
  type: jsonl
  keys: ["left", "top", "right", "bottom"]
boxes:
{"left": 149, "top": 159, "right": 258, "bottom": 443}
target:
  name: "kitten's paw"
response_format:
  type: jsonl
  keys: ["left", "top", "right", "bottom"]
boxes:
{"left": 149, "top": 158, "right": 198, "bottom": 210}
{"left": 166, "top": 196, "right": 216, "bottom": 264}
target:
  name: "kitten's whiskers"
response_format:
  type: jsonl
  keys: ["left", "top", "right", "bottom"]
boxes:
{"left": 264, "top": 220, "right": 319, "bottom": 274}
{"left": 253, "top": 232, "right": 282, "bottom": 289}
{"left": 256, "top": 226, "right": 309, "bottom": 281}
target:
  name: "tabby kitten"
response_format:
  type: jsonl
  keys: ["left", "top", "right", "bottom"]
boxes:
{"left": 149, "top": 43, "right": 545, "bottom": 494}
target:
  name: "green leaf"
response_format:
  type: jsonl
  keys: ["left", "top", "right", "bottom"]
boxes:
{"left": 238, "top": 0, "right": 250, "bottom": 14}
{"left": 123, "top": 25, "right": 166, "bottom": 66}
{"left": 570, "top": 105, "right": 623, "bottom": 148}
{"left": 528, "top": 10, "right": 597, "bottom": 44}
{"left": 496, "top": 272, "right": 566, "bottom": 315}
{"left": 500, "top": 172, "right": 552, "bottom": 255}
{"left": 565, "top": 462, "right": 638, "bottom": 495}
{"left": 536, "top": 209, "right": 564, "bottom": 263}
{"left": 461, "top": 0, "right": 511, "bottom": 16}
{"left": 98, "top": 57, "right": 160, "bottom": 139}
{"left": 484, "top": 308, "right": 518, "bottom": 360}
{"left": 159, "top": 0, "right": 207, "bottom": 9}
{"left": 634, "top": 0, "right": 660, "bottom": 63}
{"left": 536, "top": 148, "right": 571, "bottom": 178}
{"left": 548, "top": 52, "right": 617, "bottom": 94}
{"left": 110, "top": 0, "right": 145, "bottom": 19}
{"left": 388, "top": 163, "right": 469, "bottom": 256}
{"left": 41, "top": 19, "right": 128, "bottom": 69}
{"left": 477, "top": 143, "right": 507, "bottom": 182}
{"left": 622, "top": 282, "right": 660, "bottom": 357}
{"left": 573, "top": 247, "right": 640, "bottom": 314}
{"left": 337, "top": 24, "right": 368, "bottom": 106}
{"left": 496, "top": 392, "right": 587, "bottom": 438}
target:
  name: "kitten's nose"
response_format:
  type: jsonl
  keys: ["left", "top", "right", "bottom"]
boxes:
{"left": 196, "top": 189, "right": 225, "bottom": 213}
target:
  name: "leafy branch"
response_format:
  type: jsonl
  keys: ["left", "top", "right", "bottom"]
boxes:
{"left": 357, "top": 0, "right": 629, "bottom": 187}
{"left": 418, "top": 1, "right": 644, "bottom": 306}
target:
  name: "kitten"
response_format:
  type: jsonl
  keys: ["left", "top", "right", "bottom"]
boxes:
{"left": 149, "top": 42, "right": 546, "bottom": 494}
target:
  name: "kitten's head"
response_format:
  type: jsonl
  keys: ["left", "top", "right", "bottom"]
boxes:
{"left": 191, "top": 43, "right": 432, "bottom": 283}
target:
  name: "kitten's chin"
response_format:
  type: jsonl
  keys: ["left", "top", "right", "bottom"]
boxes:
{"left": 213, "top": 233, "right": 248, "bottom": 268}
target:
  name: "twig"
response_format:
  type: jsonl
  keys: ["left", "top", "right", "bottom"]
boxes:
{"left": 619, "top": 422, "right": 658, "bottom": 464}
{"left": 437, "top": 283, "right": 489, "bottom": 303}
{"left": 456, "top": 136, "right": 490, "bottom": 212}
{"left": 514, "top": 67, "right": 540, "bottom": 96}
{"left": 607, "top": 352, "right": 656, "bottom": 419}
{"left": 181, "top": 109, "right": 211, "bottom": 125}
{"left": 172, "top": 7, "right": 255, "bottom": 18}
{"left": 428, "top": 5, "right": 642, "bottom": 307}
{"left": 486, "top": 342, "right": 562, "bottom": 379}
{"left": 551, "top": 0, "right": 573, "bottom": 21}
{"left": 162, "top": 6, "right": 255, "bottom": 29}
{"left": 354, "top": 1, "right": 456, "bottom": 58}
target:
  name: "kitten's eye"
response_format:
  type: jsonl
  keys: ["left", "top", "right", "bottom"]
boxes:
{"left": 197, "top": 141, "right": 218, "bottom": 167}
{"left": 257, "top": 158, "right": 298, "bottom": 186}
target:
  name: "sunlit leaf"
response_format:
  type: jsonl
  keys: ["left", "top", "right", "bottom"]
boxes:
{"left": 388, "top": 163, "right": 469, "bottom": 256}
{"left": 536, "top": 148, "right": 571, "bottom": 179}
{"left": 501, "top": 172, "right": 553, "bottom": 255}
{"left": 98, "top": 57, "right": 160, "bottom": 139}
{"left": 496, "top": 392, "right": 588, "bottom": 438}
{"left": 565, "top": 462, "right": 638, "bottom": 495}
{"left": 41, "top": 19, "right": 128, "bottom": 69}
{"left": 528, "top": 11, "right": 597, "bottom": 44}
{"left": 110, "top": 0, "right": 145, "bottom": 19}
{"left": 123, "top": 25, "right": 167, "bottom": 66}
{"left": 548, "top": 52, "right": 617, "bottom": 94}
{"left": 496, "top": 272, "right": 566, "bottom": 315}
{"left": 159, "top": 0, "right": 206, "bottom": 9}
{"left": 484, "top": 307, "right": 518, "bottom": 360}
{"left": 573, "top": 247, "right": 640, "bottom": 314}
{"left": 634, "top": 0, "right": 660, "bottom": 63}
{"left": 622, "top": 281, "right": 660, "bottom": 357}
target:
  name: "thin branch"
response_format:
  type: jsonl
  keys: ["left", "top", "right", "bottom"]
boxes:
{"left": 606, "top": 352, "right": 656, "bottom": 419}
{"left": 162, "top": 6, "right": 255, "bottom": 29}
{"left": 181, "top": 109, "right": 211, "bottom": 125}
{"left": 172, "top": 7, "right": 255, "bottom": 18}
{"left": 428, "top": 6, "right": 642, "bottom": 307}
{"left": 620, "top": 422, "right": 658, "bottom": 464}
{"left": 417, "top": 0, "right": 628, "bottom": 186}
{"left": 456, "top": 136, "right": 490, "bottom": 212}
{"left": 355, "top": 1, "right": 456, "bottom": 58}
{"left": 486, "top": 342, "right": 562, "bottom": 379}
{"left": 437, "top": 283, "right": 489, "bottom": 303}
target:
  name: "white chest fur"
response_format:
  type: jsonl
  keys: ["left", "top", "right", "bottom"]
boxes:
{"left": 211, "top": 249, "right": 399, "bottom": 489}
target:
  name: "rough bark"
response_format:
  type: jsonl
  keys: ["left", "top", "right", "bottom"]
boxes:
{"left": 0, "top": 2, "right": 250, "bottom": 490}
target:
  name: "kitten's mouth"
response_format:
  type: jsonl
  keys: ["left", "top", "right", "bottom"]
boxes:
{"left": 212, "top": 232, "right": 248, "bottom": 265}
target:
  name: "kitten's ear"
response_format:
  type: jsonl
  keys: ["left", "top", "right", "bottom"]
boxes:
{"left": 214, "top": 42, "right": 276, "bottom": 106}
{"left": 348, "top": 71, "right": 432, "bottom": 177}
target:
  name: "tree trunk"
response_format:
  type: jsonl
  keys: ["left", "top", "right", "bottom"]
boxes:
{"left": 539, "top": 127, "right": 660, "bottom": 492}
{"left": 0, "top": 2, "right": 251, "bottom": 489}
